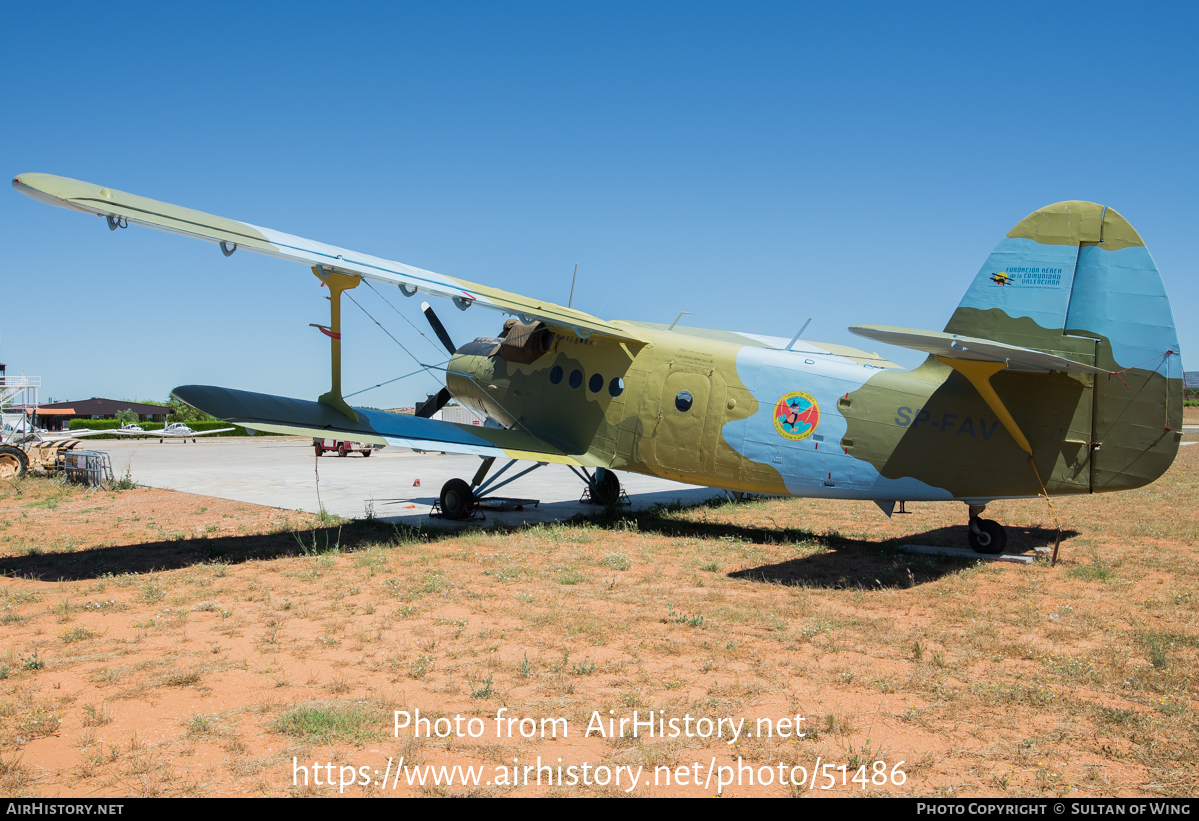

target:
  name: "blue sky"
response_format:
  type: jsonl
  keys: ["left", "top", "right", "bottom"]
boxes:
{"left": 3, "top": 3, "right": 1196, "bottom": 407}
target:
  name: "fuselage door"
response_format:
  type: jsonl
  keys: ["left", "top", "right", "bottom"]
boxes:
{"left": 653, "top": 372, "right": 712, "bottom": 473}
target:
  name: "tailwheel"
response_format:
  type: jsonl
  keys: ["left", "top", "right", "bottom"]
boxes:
{"left": 968, "top": 518, "right": 1007, "bottom": 555}
{"left": 439, "top": 478, "right": 476, "bottom": 521}
{"left": 0, "top": 446, "right": 28, "bottom": 480}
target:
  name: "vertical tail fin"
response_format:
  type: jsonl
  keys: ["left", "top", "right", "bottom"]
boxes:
{"left": 946, "top": 201, "right": 1181, "bottom": 491}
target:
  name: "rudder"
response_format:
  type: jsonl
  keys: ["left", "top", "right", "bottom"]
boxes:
{"left": 945, "top": 201, "right": 1181, "bottom": 492}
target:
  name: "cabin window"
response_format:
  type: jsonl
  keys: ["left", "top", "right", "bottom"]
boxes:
{"left": 588, "top": 373, "right": 603, "bottom": 393}
{"left": 569, "top": 369, "right": 584, "bottom": 389}
{"left": 609, "top": 377, "right": 625, "bottom": 397}
{"left": 675, "top": 391, "right": 693, "bottom": 412}
{"left": 549, "top": 365, "right": 563, "bottom": 384}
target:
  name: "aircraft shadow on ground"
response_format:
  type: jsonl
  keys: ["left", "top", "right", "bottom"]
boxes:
{"left": 725, "top": 523, "right": 1076, "bottom": 590}
{"left": 0, "top": 501, "right": 1076, "bottom": 586}
{"left": 571, "top": 509, "right": 1076, "bottom": 590}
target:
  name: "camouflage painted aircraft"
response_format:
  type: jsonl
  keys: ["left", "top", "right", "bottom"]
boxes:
{"left": 14, "top": 174, "right": 1182, "bottom": 551}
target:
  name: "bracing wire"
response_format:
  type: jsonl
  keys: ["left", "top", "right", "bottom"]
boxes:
{"left": 343, "top": 291, "right": 447, "bottom": 400}
{"left": 344, "top": 363, "right": 447, "bottom": 400}
{"left": 364, "top": 280, "right": 449, "bottom": 357}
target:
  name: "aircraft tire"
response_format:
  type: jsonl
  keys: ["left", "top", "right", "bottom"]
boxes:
{"left": 362, "top": 449, "right": 372, "bottom": 457}
{"left": 968, "top": 519, "right": 1006, "bottom": 555}
{"left": 0, "top": 446, "right": 28, "bottom": 480}
{"left": 593, "top": 468, "right": 621, "bottom": 505}
{"left": 439, "top": 478, "right": 474, "bottom": 520}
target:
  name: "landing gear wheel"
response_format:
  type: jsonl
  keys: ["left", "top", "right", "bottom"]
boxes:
{"left": 968, "top": 519, "right": 1007, "bottom": 555}
{"left": 0, "top": 446, "right": 28, "bottom": 480}
{"left": 439, "top": 479, "right": 475, "bottom": 520}
{"left": 593, "top": 469, "right": 621, "bottom": 506}
{"left": 362, "top": 449, "right": 372, "bottom": 457}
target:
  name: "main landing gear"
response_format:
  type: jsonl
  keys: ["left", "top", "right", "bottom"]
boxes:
{"left": 434, "top": 457, "right": 544, "bottom": 521}
{"left": 432, "top": 459, "right": 627, "bottom": 521}
{"left": 571, "top": 466, "right": 628, "bottom": 507}
{"left": 438, "top": 478, "right": 476, "bottom": 520}
{"left": 966, "top": 504, "right": 1007, "bottom": 555}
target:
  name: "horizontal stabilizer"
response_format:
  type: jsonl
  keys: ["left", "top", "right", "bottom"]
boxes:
{"left": 13, "top": 173, "right": 644, "bottom": 344}
{"left": 170, "top": 385, "right": 583, "bottom": 466}
{"left": 848, "top": 325, "right": 1109, "bottom": 375}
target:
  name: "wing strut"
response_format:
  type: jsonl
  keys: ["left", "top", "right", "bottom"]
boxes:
{"left": 936, "top": 357, "right": 1033, "bottom": 455}
{"left": 312, "top": 265, "right": 362, "bottom": 423}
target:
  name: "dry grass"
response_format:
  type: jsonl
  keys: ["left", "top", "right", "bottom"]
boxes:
{"left": 0, "top": 439, "right": 1196, "bottom": 797}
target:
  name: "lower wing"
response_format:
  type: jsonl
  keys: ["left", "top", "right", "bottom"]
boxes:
{"left": 171, "top": 385, "right": 585, "bottom": 466}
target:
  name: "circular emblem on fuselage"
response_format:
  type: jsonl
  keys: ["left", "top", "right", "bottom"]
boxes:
{"left": 773, "top": 391, "right": 820, "bottom": 441}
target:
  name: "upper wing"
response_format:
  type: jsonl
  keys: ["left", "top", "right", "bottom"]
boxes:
{"left": 13, "top": 173, "right": 644, "bottom": 344}
{"left": 848, "top": 325, "right": 1110, "bottom": 375}
{"left": 171, "top": 385, "right": 591, "bottom": 466}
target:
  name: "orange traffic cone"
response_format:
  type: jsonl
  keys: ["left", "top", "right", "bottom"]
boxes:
{"left": 413, "top": 479, "right": 421, "bottom": 487}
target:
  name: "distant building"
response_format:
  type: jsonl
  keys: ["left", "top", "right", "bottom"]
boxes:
{"left": 433, "top": 405, "right": 489, "bottom": 426}
{"left": 1185, "top": 372, "right": 1199, "bottom": 389}
{"left": 35, "top": 398, "right": 171, "bottom": 431}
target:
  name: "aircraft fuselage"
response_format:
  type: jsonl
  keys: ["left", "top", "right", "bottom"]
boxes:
{"left": 446, "top": 320, "right": 1179, "bottom": 504}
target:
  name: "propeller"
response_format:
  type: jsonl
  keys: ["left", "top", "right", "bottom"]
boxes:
{"left": 415, "top": 388, "right": 452, "bottom": 419}
{"left": 422, "top": 301, "right": 457, "bottom": 356}
{"left": 417, "top": 302, "right": 456, "bottom": 419}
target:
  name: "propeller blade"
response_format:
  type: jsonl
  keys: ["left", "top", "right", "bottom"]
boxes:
{"left": 421, "top": 301, "right": 457, "bottom": 355}
{"left": 415, "top": 387, "right": 452, "bottom": 419}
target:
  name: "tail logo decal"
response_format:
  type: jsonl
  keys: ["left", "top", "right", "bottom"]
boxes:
{"left": 987, "top": 267, "right": 1066, "bottom": 288}
{"left": 773, "top": 391, "right": 821, "bottom": 441}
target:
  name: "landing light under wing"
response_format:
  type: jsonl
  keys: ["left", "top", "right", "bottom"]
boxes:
{"left": 848, "top": 325, "right": 1110, "bottom": 375}
{"left": 13, "top": 173, "right": 644, "bottom": 345}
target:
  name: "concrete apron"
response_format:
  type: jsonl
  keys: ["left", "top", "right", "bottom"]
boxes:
{"left": 91, "top": 438, "right": 719, "bottom": 527}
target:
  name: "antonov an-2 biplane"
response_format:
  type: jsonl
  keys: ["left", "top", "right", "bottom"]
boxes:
{"left": 14, "top": 174, "right": 1182, "bottom": 553}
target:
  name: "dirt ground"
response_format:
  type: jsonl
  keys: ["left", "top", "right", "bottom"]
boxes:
{"left": 0, "top": 434, "right": 1196, "bottom": 797}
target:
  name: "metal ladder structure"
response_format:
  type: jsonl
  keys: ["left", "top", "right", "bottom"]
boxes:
{"left": 0, "top": 375, "right": 40, "bottom": 442}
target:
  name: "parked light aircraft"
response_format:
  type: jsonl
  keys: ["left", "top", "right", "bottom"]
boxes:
{"left": 108, "top": 421, "right": 233, "bottom": 442}
{"left": 109, "top": 423, "right": 147, "bottom": 437}
{"left": 14, "top": 174, "right": 1182, "bottom": 552}
{"left": 152, "top": 422, "right": 235, "bottom": 443}
{"left": 1, "top": 421, "right": 102, "bottom": 444}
